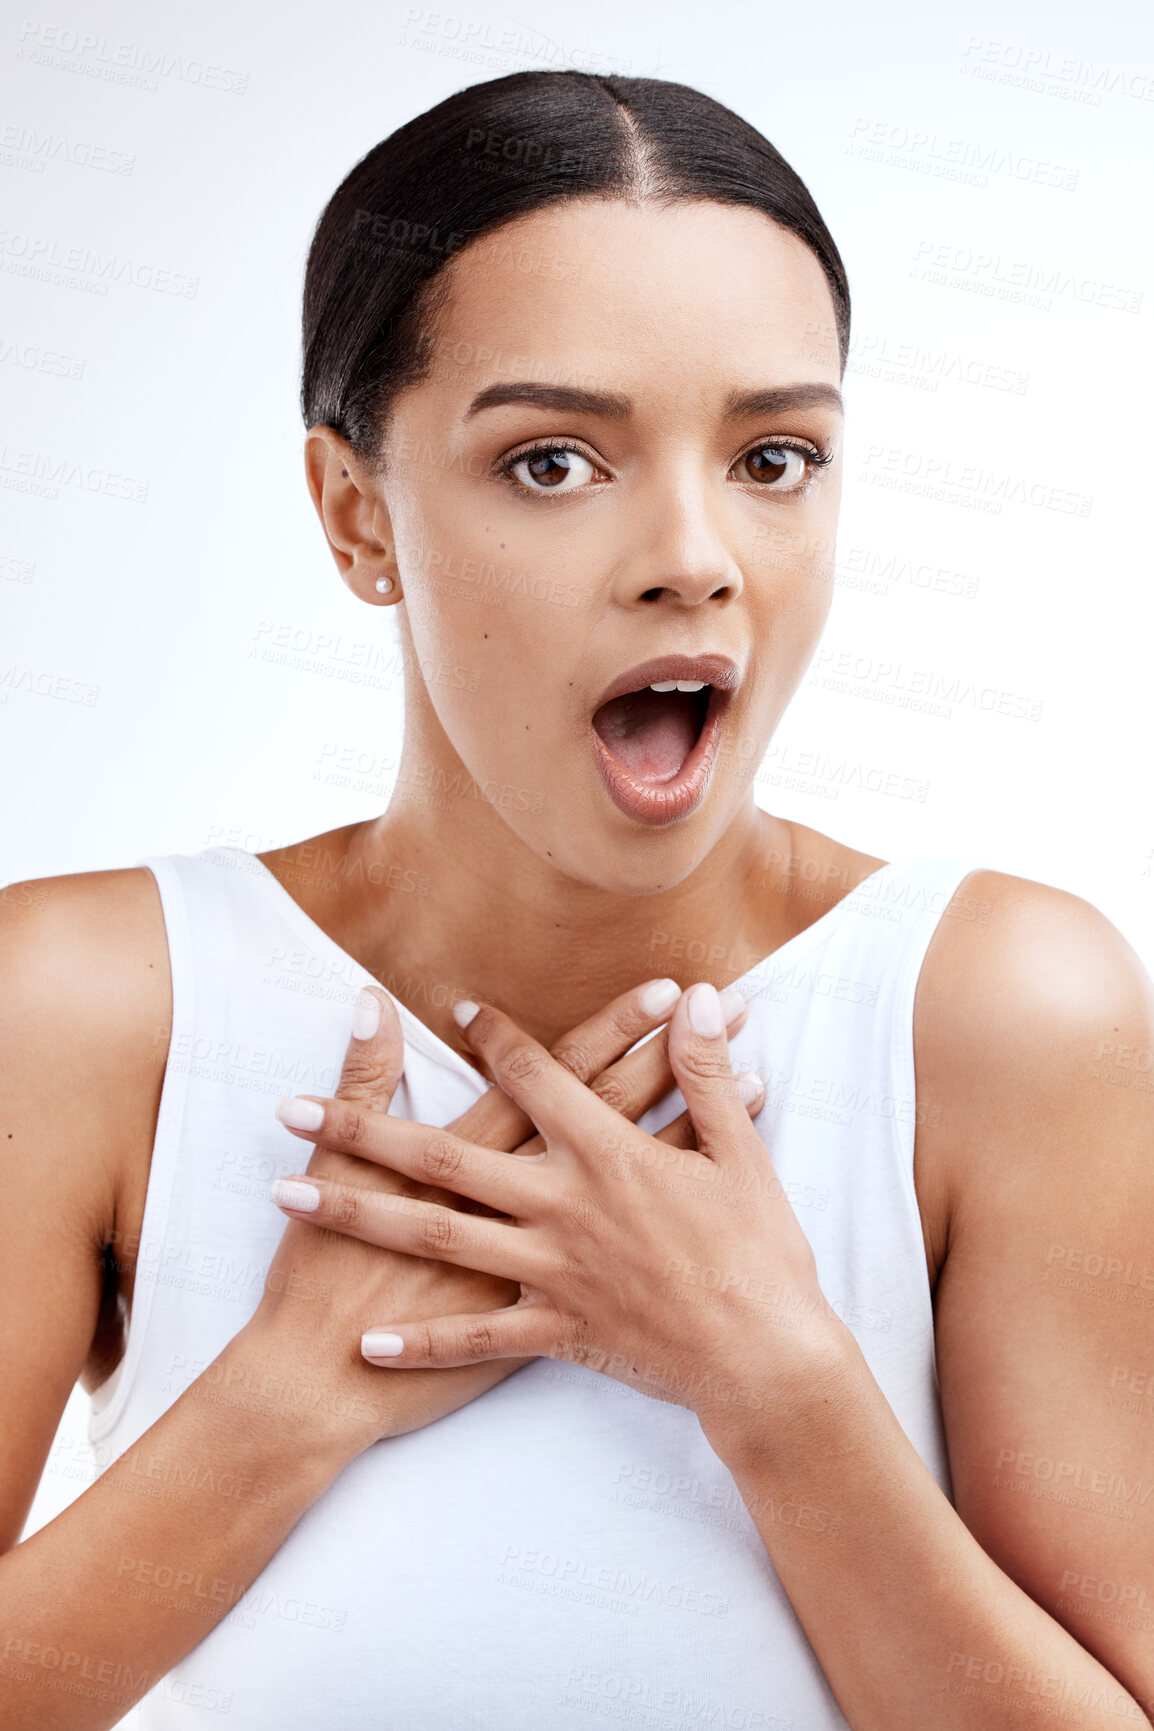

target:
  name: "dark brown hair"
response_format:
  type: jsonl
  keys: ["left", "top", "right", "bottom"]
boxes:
{"left": 302, "top": 70, "right": 850, "bottom": 464}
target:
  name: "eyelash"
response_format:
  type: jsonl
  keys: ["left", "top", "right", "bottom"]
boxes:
{"left": 497, "top": 440, "right": 591, "bottom": 488}
{"left": 496, "top": 437, "right": 834, "bottom": 497}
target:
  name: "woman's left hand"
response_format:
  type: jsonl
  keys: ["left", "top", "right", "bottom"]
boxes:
{"left": 272, "top": 982, "right": 846, "bottom": 1433}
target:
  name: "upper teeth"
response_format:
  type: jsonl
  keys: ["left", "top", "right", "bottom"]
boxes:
{"left": 649, "top": 679, "right": 708, "bottom": 693}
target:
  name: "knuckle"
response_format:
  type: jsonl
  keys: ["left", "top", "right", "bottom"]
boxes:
{"left": 498, "top": 1042, "right": 548, "bottom": 1090}
{"left": 414, "top": 1207, "right": 456, "bottom": 1255}
{"left": 589, "top": 1073, "right": 632, "bottom": 1117}
{"left": 680, "top": 1047, "right": 732, "bottom": 1083}
{"left": 421, "top": 1135, "right": 464, "bottom": 1184}
{"left": 328, "top": 1186, "right": 362, "bottom": 1228}
{"left": 337, "top": 1047, "right": 385, "bottom": 1094}
{"left": 464, "top": 1321, "right": 496, "bottom": 1357}
{"left": 326, "top": 1102, "right": 367, "bottom": 1149}
{"left": 549, "top": 1037, "right": 595, "bottom": 1081}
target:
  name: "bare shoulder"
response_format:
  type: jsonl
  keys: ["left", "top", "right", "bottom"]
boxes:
{"left": 913, "top": 867, "right": 1153, "bottom": 1280}
{"left": 915, "top": 867, "right": 1151, "bottom": 1139}
{"left": 1, "top": 864, "right": 172, "bottom": 1076}
{"left": 0, "top": 863, "right": 172, "bottom": 1249}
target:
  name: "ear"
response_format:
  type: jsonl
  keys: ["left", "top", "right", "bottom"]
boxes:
{"left": 304, "top": 425, "right": 400, "bottom": 605}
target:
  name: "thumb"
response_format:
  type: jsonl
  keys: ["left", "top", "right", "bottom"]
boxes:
{"left": 278, "top": 987, "right": 405, "bottom": 1190}
{"left": 666, "top": 982, "right": 756, "bottom": 1163}
{"left": 333, "top": 984, "right": 405, "bottom": 1111}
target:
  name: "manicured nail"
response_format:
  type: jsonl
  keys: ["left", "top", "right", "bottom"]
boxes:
{"left": 735, "top": 1071, "right": 764, "bottom": 1107}
{"left": 351, "top": 989, "right": 381, "bottom": 1041}
{"left": 270, "top": 1178, "right": 320, "bottom": 1212}
{"left": 719, "top": 985, "right": 747, "bottom": 1024}
{"left": 275, "top": 1096, "right": 325, "bottom": 1132}
{"left": 362, "top": 1331, "right": 405, "bottom": 1359}
{"left": 639, "top": 977, "right": 680, "bottom": 1016}
{"left": 687, "top": 982, "right": 723, "bottom": 1037}
{"left": 452, "top": 998, "right": 480, "bottom": 1028}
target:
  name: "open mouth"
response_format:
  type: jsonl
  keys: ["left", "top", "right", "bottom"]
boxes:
{"left": 590, "top": 663, "right": 735, "bottom": 827}
{"left": 592, "top": 681, "right": 712, "bottom": 784}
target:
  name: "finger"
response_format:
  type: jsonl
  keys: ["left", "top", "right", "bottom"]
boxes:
{"left": 360, "top": 1299, "right": 563, "bottom": 1367}
{"left": 276, "top": 986, "right": 404, "bottom": 1186}
{"left": 546, "top": 976, "right": 681, "bottom": 1084}
{"left": 270, "top": 1172, "right": 540, "bottom": 1283}
{"left": 666, "top": 983, "right": 761, "bottom": 1162}
{"left": 650, "top": 1071, "right": 765, "bottom": 1149}
{"left": 585, "top": 984, "right": 748, "bottom": 1122}
{"left": 335, "top": 985, "right": 405, "bottom": 1110}
{"left": 452, "top": 1001, "right": 620, "bottom": 1151}
{"left": 447, "top": 975, "right": 685, "bottom": 1152}
{"left": 448, "top": 982, "right": 751, "bottom": 1155}
{"left": 652, "top": 1108, "right": 698, "bottom": 1151}
{"left": 507, "top": 994, "right": 753, "bottom": 1157}
{"left": 272, "top": 1101, "right": 545, "bottom": 1217}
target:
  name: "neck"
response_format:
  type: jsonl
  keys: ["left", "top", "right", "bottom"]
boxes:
{"left": 260, "top": 682, "right": 860, "bottom": 1063}
{"left": 343, "top": 791, "right": 787, "bottom": 1055}
{"left": 268, "top": 792, "right": 795, "bottom": 1059}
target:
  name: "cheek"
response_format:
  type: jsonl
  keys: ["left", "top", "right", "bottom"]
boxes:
{"left": 389, "top": 484, "right": 587, "bottom": 797}
{"left": 753, "top": 509, "right": 838, "bottom": 649}
{"left": 401, "top": 568, "right": 569, "bottom": 795}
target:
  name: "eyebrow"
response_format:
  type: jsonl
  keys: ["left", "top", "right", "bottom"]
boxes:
{"left": 464, "top": 381, "right": 844, "bottom": 420}
{"left": 724, "top": 384, "right": 844, "bottom": 418}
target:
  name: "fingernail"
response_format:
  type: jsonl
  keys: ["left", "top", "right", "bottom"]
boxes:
{"left": 719, "top": 985, "right": 747, "bottom": 1024}
{"left": 351, "top": 989, "right": 381, "bottom": 1041}
{"left": 735, "top": 1071, "right": 763, "bottom": 1107}
{"left": 362, "top": 1331, "right": 405, "bottom": 1359}
{"left": 276, "top": 1096, "right": 325, "bottom": 1132}
{"left": 452, "top": 998, "right": 480, "bottom": 1029}
{"left": 687, "top": 982, "right": 723, "bottom": 1037}
{"left": 639, "top": 977, "right": 680, "bottom": 1016}
{"left": 270, "top": 1178, "right": 321, "bottom": 1212}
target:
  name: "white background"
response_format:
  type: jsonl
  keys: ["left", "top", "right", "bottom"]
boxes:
{"left": 2, "top": 0, "right": 1151, "bottom": 1722}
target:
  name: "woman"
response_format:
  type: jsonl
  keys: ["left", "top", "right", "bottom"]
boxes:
{"left": 2, "top": 68, "right": 1152, "bottom": 1731}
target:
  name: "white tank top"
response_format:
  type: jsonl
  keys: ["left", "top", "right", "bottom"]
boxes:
{"left": 89, "top": 846, "right": 981, "bottom": 1729}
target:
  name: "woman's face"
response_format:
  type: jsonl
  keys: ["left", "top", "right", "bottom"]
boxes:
{"left": 377, "top": 197, "right": 843, "bottom": 893}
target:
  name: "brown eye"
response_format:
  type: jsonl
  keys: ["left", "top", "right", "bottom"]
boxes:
{"left": 740, "top": 445, "right": 809, "bottom": 487}
{"left": 508, "top": 448, "right": 597, "bottom": 493}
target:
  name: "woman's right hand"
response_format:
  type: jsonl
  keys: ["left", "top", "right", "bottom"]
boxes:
{"left": 238, "top": 978, "right": 751, "bottom": 1454}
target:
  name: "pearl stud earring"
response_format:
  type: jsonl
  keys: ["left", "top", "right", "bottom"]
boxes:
{"left": 375, "top": 577, "right": 393, "bottom": 595}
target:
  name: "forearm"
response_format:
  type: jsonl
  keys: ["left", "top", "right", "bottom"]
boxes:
{"left": 701, "top": 1326, "right": 1153, "bottom": 1731}
{"left": 0, "top": 1326, "right": 365, "bottom": 1731}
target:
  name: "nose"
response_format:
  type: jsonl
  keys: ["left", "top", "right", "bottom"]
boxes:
{"left": 608, "top": 469, "right": 744, "bottom": 609}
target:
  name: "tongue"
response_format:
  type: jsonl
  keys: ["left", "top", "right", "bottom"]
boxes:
{"left": 592, "top": 688, "right": 702, "bottom": 783}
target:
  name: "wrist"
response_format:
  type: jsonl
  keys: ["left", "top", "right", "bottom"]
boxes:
{"left": 695, "top": 1315, "right": 864, "bottom": 1471}
{"left": 188, "top": 1321, "right": 379, "bottom": 1478}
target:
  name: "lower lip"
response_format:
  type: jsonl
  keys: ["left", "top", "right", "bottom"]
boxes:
{"left": 590, "top": 687, "right": 728, "bottom": 828}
